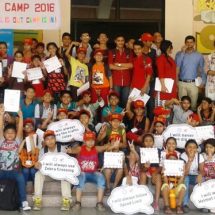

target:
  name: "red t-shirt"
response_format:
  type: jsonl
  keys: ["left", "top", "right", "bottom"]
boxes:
{"left": 156, "top": 54, "right": 177, "bottom": 100}
{"left": 131, "top": 55, "right": 152, "bottom": 89}
{"left": 78, "top": 145, "right": 99, "bottom": 173}
{"left": 108, "top": 49, "right": 133, "bottom": 86}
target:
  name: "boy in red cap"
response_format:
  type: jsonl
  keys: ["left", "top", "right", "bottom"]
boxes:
{"left": 23, "top": 38, "right": 33, "bottom": 64}
{"left": 91, "top": 49, "right": 113, "bottom": 105}
{"left": 33, "top": 130, "right": 72, "bottom": 211}
{"left": 67, "top": 131, "right": 117, "bottom": 212}
{"left": 125, "top": 99, "right": 150, "bottom": 144}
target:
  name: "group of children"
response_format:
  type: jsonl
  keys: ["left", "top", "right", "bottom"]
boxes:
{"left": 0, "top": 33, "right": 214, "bottom": 214}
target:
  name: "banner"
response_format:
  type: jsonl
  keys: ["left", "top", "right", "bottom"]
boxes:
{"left": 0, "top": 0, "right": 61, "bottom": 30}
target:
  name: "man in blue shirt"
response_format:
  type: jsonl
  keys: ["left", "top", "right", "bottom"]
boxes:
{"left": 175, "top": 35, "right": 206, "bottom": 111}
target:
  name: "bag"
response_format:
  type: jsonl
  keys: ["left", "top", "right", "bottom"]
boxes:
{"left": 0, "top": 180, "right": 19, "bottom": 210}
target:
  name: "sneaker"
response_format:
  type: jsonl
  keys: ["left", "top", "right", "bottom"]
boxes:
{"left": 183, "top": 205, "right": 190, "bottom": 213}
{"left": 72, "top": 201, "right": 81, "bottom": 212}
{"left": 153, "top": 202, "right": 160, "bottom": 214}
{"left": 61, "top": 198, "right": 70, "bottom": 211}
{"left": 96, "top": 202, "right": 106, "bottom": 212}
{"left": 22, "top": 201, "right": 31, "bottom": 211}
{"left": 33, "top": 198, "right": 42, "bottom": 211}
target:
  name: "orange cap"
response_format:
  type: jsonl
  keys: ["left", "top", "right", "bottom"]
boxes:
{"left": 83, "top": 131, "right": 96, "bottom": 141}
{"left": 77, "top": 47, "right": 87, "bottom": 54}
{"left": 153, "top": 106, "right": 171, "bottom": 117}
{"left": 43, "top": 130, "right": 55, "bottom": 139}
{"left": 57, "top": 108, "right": 68, "bottom": 115}
{"left": 23, "top": 38, "right": 33, "bottom": 45}
{"left": 79, "top": 109, "right": 91, "bottom": 118}
{"left": 154, "top": 116, "right": 166, "bottom": 125}
{"left": 189, "top": 113, "right": 200, "bottom": 122}
{"left": 133, "top": 100, "right": 144, "bottom": 109}
{"left": 140, "top": 33, "right": 153, "bottom": 42}
{"left": 23, "top": 118, "right": 34, "bottom": 126}
{"left": 109, "top": 113, "right": 123, "bottom": 121}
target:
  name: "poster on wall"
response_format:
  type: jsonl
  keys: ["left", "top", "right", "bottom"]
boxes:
{"left": 0, "top": 0, "right": 61, "bottom": 30}
{"left": 0, "top": 30, "right": 14, "bottom": 56}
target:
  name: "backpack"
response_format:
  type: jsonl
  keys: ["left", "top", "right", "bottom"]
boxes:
{"left": 0, "top": 180, "right": 19, "bottom": 210}
{"left": 44, "top": 142, "right": 61, "bottom": 153}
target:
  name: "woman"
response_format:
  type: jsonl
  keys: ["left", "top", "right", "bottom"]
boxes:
{"left": 155, "top": 40, "right": 177, "bottom": 107}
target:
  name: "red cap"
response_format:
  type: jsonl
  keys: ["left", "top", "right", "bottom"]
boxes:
{"left": 42, "top": 89, "right": 53, "bottom": 97}
{"left": 79, "top": 109, "right": 91, "bottom": 118}
{"left": 57, "top": 108, "right": 68, "bottom": 115}
{"left": 43, "top": 130, "right": 55, "bottom": 139}
{"left": 109, "top": 113, "right": 123, "bottom": 121}
{"left": 140, "top": 33, "right": 153, "bottom": 42}
{"left": 153, "top": 106, "right": 171, "bottom": 117}
{"left": 154, "top": 116, "right": 166, "bottom": 124}
{"left": 77, "top": 47, "right": 87, "bottom": 54}
{"left": 166, "top": 152, "right": 178, "bottom": 159}
{"left": 23, "top": 118, "right": 34, "bottom": 126}
{"left": 189, "top": 113, "right": 200, "bottom": 122}
{"left": 23, "top": 38, "right": 33, "bottom": 45}
{"left": 83, "top": 131, "right": 96, "bottom": 141}
{"left": 133, "top": 100, "right": 144, "bottom": 109}
{"left": 109, "top": 133, "right": 121, "bottom": 141}
{"left": 94, "top": 49, "right": 103, "bottom": 56}
{"left": 108, "top": 91, "right": 120, "bottom": 99}
{"left": 81, "top": 90, "right": 91, "bottom": 97}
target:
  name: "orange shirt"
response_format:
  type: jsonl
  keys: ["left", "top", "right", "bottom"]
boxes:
{"left": 91, "top": 64, "right": 109, "bottom": 89}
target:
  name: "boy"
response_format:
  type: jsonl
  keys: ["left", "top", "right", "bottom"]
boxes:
{"left": 0, "top": 105, "right": 31, "bottom": 210}
{"left": 36, "top": 42, "right": 46, "bottom": 61}
{"left": 33, "top": 130, "right": 72, "bottom": 211}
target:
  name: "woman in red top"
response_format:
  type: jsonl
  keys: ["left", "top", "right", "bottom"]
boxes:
{"left": 155, "top": 40, "right": 177, "bottom": 106}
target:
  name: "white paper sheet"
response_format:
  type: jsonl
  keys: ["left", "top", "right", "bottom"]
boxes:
{"left": 155, "top": 78, "right": 174, "bottom": 93}
{"left": 4, "top": 89, "right": 21, "bottom": 112}
{"left": 43, "top": 56, "right": 62, "bottom": 73}
{"left": 103, "top": 152, "right": 124, "bottom": 168}
{"left": 140, "top": 148, "right": 159, "bottom": 164}
{"left": 27, "top": 67, "right": 43, "bottom": 81}
{"left": 12, "top": 61, "right": 27, "bottom": 79}
{"left": 0, "top": 63, "right": 2, "bottom": 78}
{"left": 36, "top": 129, "right": 44, "bottom": 149}
{"left": 77, "top": 82, "right": 90, "bottom": 96}
{"left": 164, "top": 160, "right": 184, "bottom": 176}
{"left": 26, "top": 134, "right": 37, "bottom": 152}
{"left": 2, "top": 59, "right": 8, "bottom": 68}
{"left": 129, "top": 88, "right": 150, "bottom": 105}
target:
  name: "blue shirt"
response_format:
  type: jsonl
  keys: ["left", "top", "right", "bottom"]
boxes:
{"left": 102, "top": 105, "right": 123, "bottom": 118}
{"left": 20, "top": 99, "right": 37, "bottom": 119}
{"left": 175, "top": 51, "right": 206, "bottom": 84}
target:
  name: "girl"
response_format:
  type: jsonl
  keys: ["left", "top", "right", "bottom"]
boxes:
{"left": 23, "top": 38, "right": 33, "bottom": 64}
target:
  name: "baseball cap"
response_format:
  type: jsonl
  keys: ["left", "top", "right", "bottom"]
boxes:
{"left": 43, "top": 130, "right": 55, "bottom": 139}
{"left": 79, "top": 109, "right": 91, "bottom": 118}
{"left": 57, "top": 108, "right": 68, "bottom": 115}
{"left": 77, "top": 47, "right": 87, "bottom": 54}
{"left": 109, "top": 113, "right": 123, "bottom": 121}
{"left": 189, "top": 113, "right": 200, "bottom": 122}
{"left": 133, "top": 100, "right": 144, "bottom": 109}
{"left": 83, "top": 131, "right": 96, "bottom": 141}
{"left": 23, "top": 38, "right": 33, "bottom": 45}
{"left": 81, "top": 90, "right": 91, "bottom": 97}
{"left": 153, "top": 106, "right": 171, "bottom": 116}
{"left": 23, "top": 118, "right": 34, "bottom": 127}
{"left": 154, "top": 116, "right": 166, "bottom": 125}
{"left": 140, "top": 33, "right": 153, "bottom": 42}
{"left": 94, "top": 49, "right": 103, "bottom": 56}
{"left": 42, "top": 89, "right": 53, "bottom": 97}
{"left": 108, "top": 91, "right": 120, "bottom": 99}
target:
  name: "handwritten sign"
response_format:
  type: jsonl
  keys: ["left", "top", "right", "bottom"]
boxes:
{"left": 103, "top": 152, "right": 124, "bottom": 169}
{"left": 0, "top": 0, "right": 61, "bottom": 30}
{"left": 163, "top": 124, "right": 197, "bottom": 149}
{"left": 26, "top": 67, "right": 43, "bottom": 81}
{"left": 107, "top": 185, "right": 154, "bottom": 215}
{"left": 12, "top": 61, "right": 27, "bottom": 79}
{"left": 4, "top": 89, "right": 20, "bottom": 112}
{"left": 195, "top": 126, "right": 215, "bottom": 143}
{"left": 129, "top": 88, "right": 150, "bottom": 105}
{"left": 47, "top": 119, "right": 85, "bottom": 143}
{"left": 164, "top": 160, "right": 184, "bottom": 176}
{"left": 140, "top": 148, "right": 159, "bottom": 164}
{"left": 43, "top": 56, "right": 62, "bottom": 73}
{"left": 191, "top": 179, "right": 215, "bottom": 209}
{"left": 40, "top": 152, "right": 80, "bottom": 184}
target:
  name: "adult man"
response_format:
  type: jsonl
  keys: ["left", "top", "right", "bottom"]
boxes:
{"left": 176, "top": 35, "right": 206, "bottom": 110}
{"left": 108, "top": 35, "right": 133, "bottom": 108}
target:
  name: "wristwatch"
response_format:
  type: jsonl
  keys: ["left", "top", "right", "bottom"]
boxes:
{"left": 118, "top": 63, "right": 122, "bottom": 67}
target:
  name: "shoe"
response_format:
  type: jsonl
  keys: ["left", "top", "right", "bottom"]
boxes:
{"left": 72, "top": 201, "right": 81, "bottom": 212}
{"left": 22, "top": 201, "right": 31, "bottom": 211}
{"left": 105, "top": 188, "right": 111, "bottom": 196}
{"left": 183, "top": 205, "right": 189, "bottom": 213}
{"left": 33, "top": 198, "right": 42, "bottom": 211}
{"left": 153, "top": 201, "right": 160, "bottom": 214}
{"left": 201, "top": 208, "right": 210, "bottom": 213}
{"left": 176, "top": 206, "right": 184, "bottom": 214}
{"left": 164, "top": 206, "right": 173, "bottom": 214}
{"left": 96, "top": 202, "right": 106, "bottom": 212}
{"left": 61, "top": 198, "right": 71, "bottom": 211}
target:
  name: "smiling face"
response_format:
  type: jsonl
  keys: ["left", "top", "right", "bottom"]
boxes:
{"left": 133, "top": 44, "right": 143, "bottom": 57}
{"left": 143, "top": 136, "right": 154, "bottom": 148}
{"left": 4, "top": 128, "right": 16, "bottom": 141}
{"left": 115, "top": 36, "right": 125, "bottom": 49}
{"left": 166, "top": 138, "right": 177, "bottom": 152}
{"left": 44, "top": 135, "right": 56, "bottom": 150}
{"left": 0, "top": 43, "right": 7, "bottom": 56}
{"left": 205, "top": 143, "right": 215, "bottom": 156}
{"left": 62, "top": 35, "right": 71, "bottom": 47}
{"left": 185, "top": 143, "right": 198, "bottom": 157}
{"left": 61, "top": 93, "right": 71, "bottom": 105}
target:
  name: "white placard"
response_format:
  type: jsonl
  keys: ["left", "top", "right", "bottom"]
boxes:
{"left": 4, "top": 89, "right": 20, "bottom": 112}
{"left": 103, "top": 152, "right": 124, "bottom": 169}
{"left": 36, "top": 129, "right": 44, "bottom": 149}
{"left": 0, "top": 0, "right": 61, "bottom": 30}
{"left": 154, "top": 135, "right": 164, "bottom": 149}
{"left": 43, "top": 56, "right": 62, "bottom": 73}
{"left": 26, "top": 134, "right": 37, "bottom": 152}
{"left": 191, "top": 179, "right": 215, "bottom": 210}
{"left": 40, "top": 152, "right": 80, "bottom": 185}
{"left": 107, "top": 185, "right": 154, "bottom": 215}
{"left": 2, "top": 59, "right": 8, "bottom": 68}
{"left": 129, "top": 88, "right": 150, "bottom": 105}
{"left": 140, "top": 148, "right": 159, "bottom": 164}
{"left": 12, "top": 61, "right": 27, "bottom": 79}
{"left": 163, "top": 124, "right": 197, "bottom": 149}
{"left": 195, "top": 77, "right": 202, "bottom": 87}
{"left": 26, "top": 67, "right": 43, "bottom": 81}
{"left": 47, "top": 119, "right": 85, "bottom": 143}
{"left": 77, "top": 82, "right": 90, "bottom": 96}
{"left": 195, "top": 126, "right": 215, "bottom": 143}
{"left": 0, "top": 63, "right": 2, "bottom": 78}
{"left": 155, "top": 78, "right": 174, "bottom": 93}
{"left": 163, "top": 160, "right": 184, "bottom": 176}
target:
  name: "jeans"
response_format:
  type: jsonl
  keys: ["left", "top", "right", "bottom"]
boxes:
{"left": 0, "top": 170, "right": 27, "bottom": 204}
{"left": 22, "top": 167, "right": 37, "bottom": 184}
{"left": 76, "top": 172, "right": 106, "bottom": 190}
{"left": 183, "top": 175, "right": 197, "bottom": 206}
{"left": 113, "top": 86, "right": 130, "bottom": 108}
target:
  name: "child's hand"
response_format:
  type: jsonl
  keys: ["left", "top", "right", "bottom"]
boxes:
{"left": 34, "top": 162, "right": 42, "bottom": 169}
{"left": 66, "top": 147, "right": 73, "bottom": 154}
{"left": 17, "top": 110, "right": 23, "bottom": 118}
{"left": 144, "top": 162, "right": 150, "bottom": 169}
{"left": 197, "top": 105, "right": 202, "bottom": 113}
{"left": 126, "top": 173, "right": 133, "bottom": 186}
{"left": 197, "top": 174, "right": 203, "bottom": 185}
{"left": 47, "top": 109, "right": 54, "bottom": 120}
{"left": 113, "top": 137, "right": 120, "bottom": 150}
{"left": 0, "top": 104, "right": 5, "bottom": 115}
{"left": 128, "top": 140, "right": 135, "bottom": 152}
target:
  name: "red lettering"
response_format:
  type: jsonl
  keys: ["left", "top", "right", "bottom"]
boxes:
{"left": 5, "top": 3, "right": 29, "bottom": 12}
{"left": 5, "top": 3, "right": 10, "bottom": 11}
{"left": 24, "top": 3, "right": 29, "bottom": 11}
{"left": 34, "top": 3, "right": 55, "bottom": 12}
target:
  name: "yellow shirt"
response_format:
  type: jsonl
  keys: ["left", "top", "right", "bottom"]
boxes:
{"left": 69, "top": 56, "right": 89, "bottom": 87}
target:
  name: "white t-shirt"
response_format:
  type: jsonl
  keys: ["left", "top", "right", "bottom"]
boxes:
{"left": 181, "top": 152, "right": 204, "bottom": 175}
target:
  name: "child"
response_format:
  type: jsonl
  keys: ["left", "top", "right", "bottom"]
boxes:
{"left": 101, "top": 91, "right": 123, "bottom": 122}
{"left": 139, "top": 133, "right": 162, "bottom": 213}
{"left": 0, "top": 105, "right": 31, "bottom": 210}
{"left": 187, "top": 113, "right": 200, "bottom": 127}
{"left": 202, "top": 138, "right": 215, "bottom": 213}
{"left": 79, "top": 109, "right": 95, "bottom": 132}
{"left": 36, "top": 42, "right": 46, "bottom": 61}
{"left": 19, "top": 118, "right": 38, "bottom": 185}
{"left": 23, "top": 38, "right": 33, "bottom": 64}
{"left": 20, "top": 85, "right": 37, "bottom": 120}
{"left": 180, "top": 139, "right": 204, "bottom": 213}
{"left": 161, "top": 152, "right": 186, "bottom": 214}
{"left": 33, "top": 130, "right": 72, "bottom": 211}
{"left": 197, "top": 97, "right": 215, "bottom": 126}
{"left": 66, "top": 131, "right": 117, "bottom": 212}
{"left": 34, "top": 90, "right": 57, "bottom": 129}
{"left": 91, "top": 49, "right": 113, "bottom": 105}
{"left": 165, "top": 96, "right": 193, "bottom": 124}
{"left": 126, "top": 99, "right": 150, "bottom": 144}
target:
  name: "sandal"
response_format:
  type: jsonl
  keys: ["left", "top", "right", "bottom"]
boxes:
{"left": 105, "top": 188, "right": 111, "bottom": 196}
{"left": 176, "top": 206, "right": 184, "bottom": 214}
{"left": 164, "top": 206, "right": 173, "bottom": 214}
